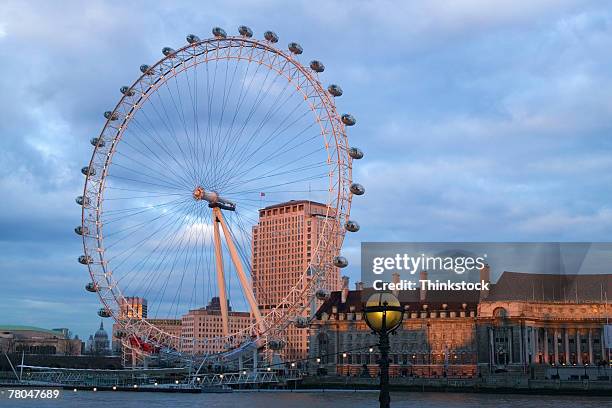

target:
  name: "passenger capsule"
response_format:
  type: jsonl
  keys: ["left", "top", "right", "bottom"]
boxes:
{"left": 264, "top": 31, "right": 278, "bottom": 43}
{"left": 140, "top": 64, "right": 152, "bottom": 74}
{"left": 74, "top": 226, "right": 89, "bottom": 236}
{"left": 238, "top": 25, "right": 253, "bottom": 37}
{"left": 162, "top": 47, "right": 175, "bottom": 57}
{"left": 341, "top": 113, "right": 356, "bottom": 126}
{"left": 104, "top": 111, "right": 118, "bottom": 121}
{"left": 78, "top": 255, "right": 93, "bottom": 265}
{"left": 328, "top": 84, "right": 343, "bottom": 97}
{"left": 349, "top": 147, "right": 364, "bottom": 160}
{"left": 90, "top": 137, "right": 105, "bottom": 148}
{"left": 268, "top": 339, "right": 285, "bottom": 350}
{"left": 76, "top": 196, "right": 90, "bottom": 206}
{"left": 186, "top": 34, "right": 200, "bottom": 44}
{"left": 98, "top": 308, "right": 112, "bottom": 318}
{"left": 85, "top": 282, "right": 98, "bottom": 292}
{"left": 350, "top": 183, "right": 365, "bottom": 195}
{"left": 333, "top": 256, "right": 348, "bottom": 268}
{"left": 288, "top": 42, "right": 303, "bottom": 55}
{"left": 212, "top": 27, "right": 227, "bottom": 38}
{"left": 310, "top": 60, "right": 325, "bottom": 73}
{"left": 81, "top": 166, "right": 96, "bottom": 176}
{"left": 315, "top": 289, "right": 330, "bottom": 301}
{"left": 115, "top": 330, "right": 126, "bottom": 338}
{"left": 345, "top": 220, "right": 360, "bottom": 232}
{"left": 294, "top": 316, "right": 309, "bottom": 329}
{"left": 120, "top": 86, "right": 135, "bottom": 96}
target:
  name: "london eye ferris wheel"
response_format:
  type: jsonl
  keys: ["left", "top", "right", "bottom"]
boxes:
{"left": 76, "top": 26, "right": 364, "bottom": 360}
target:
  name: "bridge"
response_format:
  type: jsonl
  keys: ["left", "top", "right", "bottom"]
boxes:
{"left": 14, "top": 365, "right": 188, "bottom": 387}
{"left": 9, "top": 365, "right": 302, "bottom": 388}
{"left": 195, "top": 371, "right": 286, "bottom": 386}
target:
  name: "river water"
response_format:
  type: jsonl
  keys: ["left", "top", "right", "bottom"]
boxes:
{"left": 2, "top": 390, "right": 611, "bottom": 408}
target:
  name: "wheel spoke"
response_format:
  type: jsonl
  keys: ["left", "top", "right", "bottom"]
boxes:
{"left": 82, "top": 35, "right": 350, "bottom": 359}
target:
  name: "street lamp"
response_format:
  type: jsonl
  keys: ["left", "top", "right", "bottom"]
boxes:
{"left": 363, "top": 292, "right": 404, "bottom": 408}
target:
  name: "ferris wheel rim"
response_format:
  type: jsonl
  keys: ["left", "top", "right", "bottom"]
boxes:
{"left": 80, "top": 32, "right": 353, "bottom": 356}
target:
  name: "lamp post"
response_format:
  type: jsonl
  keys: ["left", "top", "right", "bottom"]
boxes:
{"left": 363, "top": 292, "right": 404, "bottom": 408}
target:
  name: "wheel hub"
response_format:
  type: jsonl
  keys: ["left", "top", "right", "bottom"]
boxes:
{"left": 192, "top": 186, "right": 236, "bottom": 211}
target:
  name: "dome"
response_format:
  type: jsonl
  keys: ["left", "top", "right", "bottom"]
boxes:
{"left": 94, "top": 320, "right": 108, "bottom": 341}
{"left": 91, "top": 321, "right": 110, "bottom": 355}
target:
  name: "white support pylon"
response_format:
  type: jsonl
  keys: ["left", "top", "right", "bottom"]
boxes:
{"left": 213, "top": 207, "right": 266, "bottom": 335}
{"left": 213, "top": 214, "right": 230, "bottom": 337}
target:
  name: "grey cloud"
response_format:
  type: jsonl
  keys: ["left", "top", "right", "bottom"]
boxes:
{"left": 0, "top": 0, "right": 611, "bottom": 338}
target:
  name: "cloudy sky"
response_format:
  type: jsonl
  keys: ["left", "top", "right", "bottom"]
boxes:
{"left": 0, "top": 0, "right": 611, "bottom": 339}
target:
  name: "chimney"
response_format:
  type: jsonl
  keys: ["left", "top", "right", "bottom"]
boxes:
{"left": 419, "top": 270, "right": 428, "bottom": 302}
{"left": 480, "top": 264, "right": 490, "bottom": 300}
{"left": 392, "top": 272, "right": 400, "bottom": 298}
{"left": 341, "top": 276, "right": 350, "bottom": 304}
{"left": 354, "top": 281, "right": 364, "bottom": 291}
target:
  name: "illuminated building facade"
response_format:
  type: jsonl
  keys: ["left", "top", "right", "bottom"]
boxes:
{"left": 112, "top": 296, "right": 148, "bottom": 353}
{"left": 181, "top": 297, "right": 252, "bottom": 354}
{"left": 310, "top": 273, "right": 479, "bottom": 378}
{"left": 252, "top": 200, "right": 341, "bottom": 361}
{"left": 310, "top": 271, "right": 611, "bottom": 379}
{"left": 112, "top": 296, "right": 251, "bottom": 357}
{"left": 477, "top": 272, "right": 611, "bottom": 377}
{"left": 120, "top": 296, "right": 148, "bottom": 319}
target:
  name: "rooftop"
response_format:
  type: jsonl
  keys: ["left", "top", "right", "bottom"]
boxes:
{"left": 315, "top": 287, "right": 480, "bottom": 318}
{"left": 487, "top": 271, "right": 611, "bottom": 302}
{"left": 0, "top": 325, "right": 65, "bottom": 337}
{"left": 261, "top": 199, "right": 327, "bottom": 211}
{"left": 315, "top": 271, "right": 611, "bottom": 318}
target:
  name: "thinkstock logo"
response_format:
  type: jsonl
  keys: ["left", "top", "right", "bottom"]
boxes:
{"left": 372, "top": 253, "right": 487, "bottom": 275}
{"left": 360, "top": 242, "right": 612, "bottom": 299}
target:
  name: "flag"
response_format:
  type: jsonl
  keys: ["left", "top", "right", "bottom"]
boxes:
{"left": 260, "top": 192, "right": 266, "bottom": 197}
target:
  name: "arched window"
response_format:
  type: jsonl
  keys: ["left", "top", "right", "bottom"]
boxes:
{"left": 493, "top": 307, "right": 508, "bottom": 318}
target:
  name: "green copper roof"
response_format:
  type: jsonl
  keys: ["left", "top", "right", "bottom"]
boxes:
{"left": 0, "top": 325, "right": 63, "bottom": 336}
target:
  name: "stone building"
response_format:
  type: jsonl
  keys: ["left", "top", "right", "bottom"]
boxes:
{"left": 310, "top": 270, "right": 611, "bottom": 378}
{"left": 147, "top": 318, "right": 182, "bottom": 340}
{"left": 180, "top": 297, "right": 252, "bottom": 354}
{"left": 111, "top": 296, "right": 251, "bottom": 361}
{"left": 310, "top": 272, "right": 480, "bottom": 378}
{"left": 0, "top": 325, "right": 82, "bottom": 356}
{"left": 477, "top": 272, "right": 611, "bottom": 376}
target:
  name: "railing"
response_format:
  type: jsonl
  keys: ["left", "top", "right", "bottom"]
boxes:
{"left": 199, "top": 371, "right": 277, "bottom": 386}
{"left": 197, "top": 370, "right": 302, "bottom": 386}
